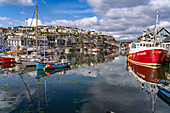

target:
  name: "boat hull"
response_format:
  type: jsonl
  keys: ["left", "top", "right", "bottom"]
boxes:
{"left": 157, "top": 86, "right": 170, "bottom": 105}
{"left": 35, "top": 62, "right": 70, "bottom": 70}
{"left": 1, "top": 56, "right": 16, "bottom": 63}
{"left": 127, "top": 49, "right": 167, "bottom": 66}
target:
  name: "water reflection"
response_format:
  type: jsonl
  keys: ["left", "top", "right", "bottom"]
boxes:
{"left": 0, "top": 52, "right": 118, "bottom": 113}
{"left": 67, "top": 52, "right": 118, "bottom": 68}
{"left": 127, "top": 61, "right": 170, "bottom": 112}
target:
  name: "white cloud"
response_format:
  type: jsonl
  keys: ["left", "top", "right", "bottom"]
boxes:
{"left": 0, "top": 16, "right": 9, "bottom": 21}
{"left": 0, "top": 0, "right": 35, "bottom": 6}
{"left": 45, "top": 16, "right": 99, "bottom": 29}
{"left": 26, "top": 18, "right": 43, "bottom": 27}
{"left": 20, "top": 11, "right": 26, "bottom": 15}
{"left": 87, "top": 0, "right": 149, "bottom": 15}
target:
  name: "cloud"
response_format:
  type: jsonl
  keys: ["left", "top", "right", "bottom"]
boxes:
{"left": 0, "top": 0, "right": 35, "bottom": 6}
{"left": 26, "top": 18, "right": 44, "bottom": 27}
{"left": 41, "top": 0, "right": 47, "bottom": 5}
{"left": 45, "top": 16, "right": 99, "bottom": 29}
{"left": 20, "top": 11, "right": 26, "bottom": 15}
{"left": 87, "top": 0, "right": 150, "bottom": 15}
{"left": 53, "top": 9, "right": 93, "bottom": 14}
{"left": 0, "top": 16, "right": 9, "bottom": 21}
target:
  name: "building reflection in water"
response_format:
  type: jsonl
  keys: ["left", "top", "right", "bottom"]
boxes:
{"left": 127, "top": 61, "right": 170, "bottom": 112}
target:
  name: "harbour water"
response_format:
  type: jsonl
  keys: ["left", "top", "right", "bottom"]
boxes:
{"left": 0, "top": 53, "right": 170, "bottom": 113}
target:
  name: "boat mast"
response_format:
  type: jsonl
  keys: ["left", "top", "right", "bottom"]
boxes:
{"left": 36, "top": 5, "right": 38, "bottom": 58}
{"left": 154, "top": 11, "right": 159, "bottom": 36}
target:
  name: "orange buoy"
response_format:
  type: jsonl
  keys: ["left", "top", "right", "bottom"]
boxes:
{"left": 48, "top": 72, "right": 51, "bottom": 75}
{"left": 39, "top": 60, "right": 42, "bottom": 62}
{"left": 62, "top": 64, "right": 64, "bottom": 66}
{"left": 110, "top": 69, "right": 112, "bottom": 72}
{"left": 88, "top": 70, "right": 91, "bottom": 74}
{"left": 48, "top": 64, "right": 50, "bottom": 68}
{"left": 52, "top": 65, "right": 55, "bottom": 68}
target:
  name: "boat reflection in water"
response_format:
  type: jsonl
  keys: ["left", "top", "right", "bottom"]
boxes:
{"left": 127, "top": 61, "right": 170, "bottom": 112}
{"left": 1, "top": 63, "right": 26, "bottom": 74}
{"left": 34, "top": 67, "right": 70, "bottom": 112}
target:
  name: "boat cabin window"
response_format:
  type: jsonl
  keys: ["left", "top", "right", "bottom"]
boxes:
{"left": 156, "top": 43, "right": 159, "bottom": 47}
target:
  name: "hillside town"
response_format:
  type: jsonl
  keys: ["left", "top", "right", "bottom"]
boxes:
{"left": 0, "top": 25, "right": 118, "bottom": 53}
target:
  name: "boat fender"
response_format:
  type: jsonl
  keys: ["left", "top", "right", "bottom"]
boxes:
{"left": 62, "top": 64, "right": 64, "bottom": 66}
{"left": 88, "top": 70, "right": 91, "bottom": 74}
{"left": 52, "top": 65, "right": 54, "bottom": 68}
{"left": 48, "top": 72, "right": 51, "bottom": 75}
{"left": 165, "top": 72, "right": 169, "bottom": 76}
{"left": 110, "top": 69, "right": 112, "bottom": 72}
{"left": 48, "top": 64, "right": 50, "bottom": 68}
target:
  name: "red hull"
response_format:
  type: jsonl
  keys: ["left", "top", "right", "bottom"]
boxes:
{"left": 127, "top": 49, "right": 167, "bottom": 66}
{"left": 1, "top": 63, "right": 17, "bottom": 69}
{"left": 1, "top": 57, "right": 16, "bottom": 63}
{"left": 127, "top": 61, "right": 160, "bottom": 84}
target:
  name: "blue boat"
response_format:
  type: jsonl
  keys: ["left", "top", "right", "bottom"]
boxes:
{"left": 157, "top": 85, "right": 170, "bottom": 105}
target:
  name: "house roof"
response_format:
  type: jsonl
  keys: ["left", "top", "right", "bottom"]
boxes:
{"left": 162, "top": 36, "right": 170, "bottom": 42}
{"left": 157, "top": 27, "right": 170, "bottom": 35}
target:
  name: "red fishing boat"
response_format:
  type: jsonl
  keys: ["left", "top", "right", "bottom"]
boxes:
{"left": 0, "top": 51, "right": 21, "bottom": 63}
{"left": 1, "top": 56, "right": 19, "bottom": 63}
{"left": 127, "top": 42, "right": 168, "bottom": 66}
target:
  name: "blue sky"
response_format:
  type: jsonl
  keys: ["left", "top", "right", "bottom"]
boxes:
{"left": 1, "top": 0, "right": 170, "bottom": 40}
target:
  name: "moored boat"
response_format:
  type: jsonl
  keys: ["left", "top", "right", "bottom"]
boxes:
{"left": 0, "top": 51, "right": 21, "bottom": 63}
{"left": 1, "top": 55, "right": 21, "bottom": 63}
{"left": 157, "top": 85, "right": 170, "bottom": 105}
{"left": 127, "top": 41, "right": 168, "bottom": 66}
